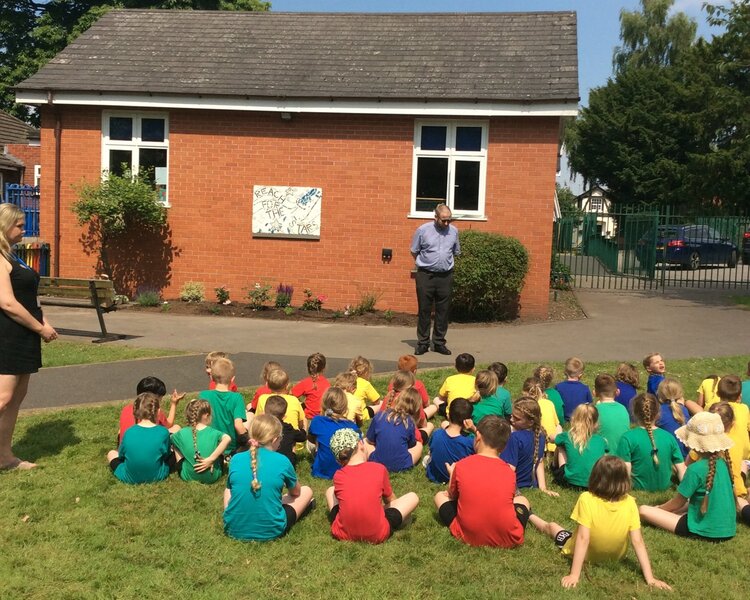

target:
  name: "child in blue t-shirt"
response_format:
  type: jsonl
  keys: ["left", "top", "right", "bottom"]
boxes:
{"left": 555, "top": 357, "right": 593, "bottom": 421}
{"left": 614, "top": 362, "right": 639, "bottom": 417}
{"left": 643, "top": 353, "right": 666, "bottom": 395}
{"left": 501, "top": 397, "right": 558, "bottom": 496}
{"left": 309, "top": 387, "right": 360, "bottom": 478}
{"left": 425, "top": 398, "right": 475, "bottom": 483}
{"left": 367, "top": 388, "right": 423, "bottom": 472}
{"left": 107, "top": 392, "right": 174, "bottom": 484}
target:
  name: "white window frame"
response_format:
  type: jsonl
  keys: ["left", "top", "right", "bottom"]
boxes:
{"left": 101, "top": 111, "right": 170, "bottom": 206}
{"left": 33, "top": 165, "right": 41, "bottom": 188}
{"left": 410, "top": 120, "right": 488, "bottom": 219}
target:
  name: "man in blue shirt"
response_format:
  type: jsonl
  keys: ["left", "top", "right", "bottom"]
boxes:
{"left": 410, "top": 204, "right": 460, "bottom": 355}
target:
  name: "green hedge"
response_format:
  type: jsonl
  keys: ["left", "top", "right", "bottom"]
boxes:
{"left": 452, "top": 230, "right": 529, "bottom": 321}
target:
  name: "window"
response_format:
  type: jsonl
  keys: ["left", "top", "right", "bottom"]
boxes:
{"left": 33, "top": 165, "right": 41, "bottom": 188}
{"left": 589, "top": 197, "right": 603, "bottom": 212}
{"left": 102, "top": 112, "right": 169, "bottom": 205}
{"left": 411, "top": 121, "right": 488, "bottom": 217}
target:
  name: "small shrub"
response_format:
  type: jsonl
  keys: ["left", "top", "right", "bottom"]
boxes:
{"left": 247, "top": 282, "right": 272, "bottom": 310}
{"left": 332, "top": 310, "right": 343, "bottom": 319}
{"left": 114, "top": 294, "right": 130, "bottom": 305}
{"left": 550, "top": 254, "right": 572, "bottom": 290}
{"left": 215, "top": 286, "right": 230, "bottom": 304}
{"left": 350, "top": 291, "right": 381, "bottom": 315}
{"left": 275, "top": 283, "right": 294, "bottom": 308}
{"left": 160, "top": 302, "right": 171, "bottom": 312}
{"left": 209, "top": 305, "right": 221, "bottom": 315}
{"left": 135, "top": 288, "right": 160, "bottom": 307}
{"left": 383, "top": 309, "right": 394, "bottom": 322}
{"left": 179, "top": 281, "right": 205, "bottom": 303}
{"left": 452, "top": 230, "right": 529, "bottom": 321}
{"left": 300, "top": 288, "right": 326, "bottom": 311}
{"left": 283, "top": 306, "right": 295, "bottom": 316}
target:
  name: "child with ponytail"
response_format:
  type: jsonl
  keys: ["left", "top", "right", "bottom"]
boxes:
{"left": 367, "top": 387, "right": 424, "bottom": 472}
{"left": 615, "top": 393, "right": 685, "bottom": 491}
{"left": 171, "top": 399, "right": 231, "bottom": 483}
{"left": 349, "top": 356, "right": 381, "bottom": 418}
{"left": 292, "top": 352, "right": 330, "bottom": 420}
{"left": 469, "top": 370, "right": 504, "bottom": 424}
{"left": 655, "top": 378, "right": 694, "bottom": 457}
{"left": 380, "top": 371, "right": 433, "bottom": 444}
{"left": 501, "top": 397, "right": 557, "bottom": 496}
{"left": 534, "top": 365, "right": 564, "bottom": 423}
{"left": 640, "top": 411, "right": 750, "bottom": 541}
{"left": 552, "top": 404, "right": 608, "bottom": 489}
{"left": 223, "top": 414, "right": 314, "bottom": 542}
{"left": 522, "top": 377, "right": 562, "bottom": 455}
{"left": 393, "top": 355, "right": 437, "bottom": 419}
{"left": 308, "top": 387, "right": 361, "bottom": 479}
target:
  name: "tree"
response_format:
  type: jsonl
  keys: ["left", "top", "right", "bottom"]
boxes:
{"left": 613, "top": 0, "right": 697, "bottom": 73}
{"left": 0, "top": 0, "right": 270, "bottom": 123}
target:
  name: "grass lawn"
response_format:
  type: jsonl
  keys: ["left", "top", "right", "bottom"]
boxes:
{"left": 41, "top": 340, "right": 187, "bottom": 368}
{"left": 2, "top": 356, "right": 749, "bottom": 599}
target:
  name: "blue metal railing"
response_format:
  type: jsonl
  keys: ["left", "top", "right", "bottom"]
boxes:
{"left": 4, "top": 183, "right": 40, "bottom": 237}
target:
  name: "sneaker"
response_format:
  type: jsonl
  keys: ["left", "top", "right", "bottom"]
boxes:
{"left": 414, "top": 345, "right": 429, "bottom": 355}
{"left": 433, "top": 345, "right": 452, "bottom": 355}
{"left": 421, "top": 454, "right": 432, "bottom": 469}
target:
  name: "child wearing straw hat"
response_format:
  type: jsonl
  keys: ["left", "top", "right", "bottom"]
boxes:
{"left": 325, "top": 428, "right": 419, "bottom": 544}
{"left": 639, "top": 411, "right": 750, "bottom": 541}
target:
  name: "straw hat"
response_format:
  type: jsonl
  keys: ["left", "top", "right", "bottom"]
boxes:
{"left": 329, "top": 428, "right": 361, "bottom": 458}
{"left": 675, "top": 411, "right": 733, "bottom": 453}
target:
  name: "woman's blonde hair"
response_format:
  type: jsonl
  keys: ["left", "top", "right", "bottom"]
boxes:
{"left": 568, "top": 403, "right": 599, "bottom": 453}
{"left": 472, "top": 370, "right": 498, "bottom": 402}
{"left": 349, "top": 356, "right": 373, "bottom": 380}
{"left": 248, "top": 415, "right": 282, "bottom": 492}
{"left": 656, "top": 378, "right": 686, "bottom": 425}
{"left": 380, "top": 370, "right": 415, "bottom": 412}
{"left": 321, "top": 387, "right": 349, "bottom": 420}
{"left": 0, "top": 203, "right": 24, "bottom": 260}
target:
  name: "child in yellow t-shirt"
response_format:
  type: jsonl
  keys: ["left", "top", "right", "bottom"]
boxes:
{"left": 349, "top": 356, "right": 381, "bottom": 418}
{"left": 333, "top": 371, "right": 363, "bottom": 427}
{"left": 256, "top": 368, "right": 306, "bottom": 432}
{"left": 529, "top": 455, "right": 671, "bottom": 591}
{"left": 697, "top": 374, "right": 721, "bottom": 409}
{"left": 523, "top": 376, "right": 561, "bottom": 454}
{"left": 433, "top": 353, "right": 476, "bottom": 417}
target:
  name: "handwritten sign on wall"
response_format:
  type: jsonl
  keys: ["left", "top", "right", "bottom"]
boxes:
{"left": 252, "top": 185, "right": 322, "bottom": 239}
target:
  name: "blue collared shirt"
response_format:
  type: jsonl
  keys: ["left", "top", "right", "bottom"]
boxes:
{"left": 410, "top": 222, "right": 460, "bottom": 272}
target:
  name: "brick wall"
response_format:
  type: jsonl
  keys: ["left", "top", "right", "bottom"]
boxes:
{"left": 39, "top": 107, "right": 559, "bottom": 318}
{"left": 4, "top": 143, "right": 40, "bottom": 185}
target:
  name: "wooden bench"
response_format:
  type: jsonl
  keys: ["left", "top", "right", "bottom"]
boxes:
{"left": 38, "top": 277, "right": 122, "bottom": 342}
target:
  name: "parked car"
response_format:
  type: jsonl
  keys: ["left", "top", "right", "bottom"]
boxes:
{"left": 743, "top": 226, "right": 750, "bottom": 264}
{"left": 637, "top": 225, "right": 739, "bottom": 270}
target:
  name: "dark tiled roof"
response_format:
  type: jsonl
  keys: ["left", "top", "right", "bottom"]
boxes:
{"left": 0, "top": 110, "right": 37, "bottom": 144}
{"left": 17, "top": 10, "right": 579, "bottom": 103}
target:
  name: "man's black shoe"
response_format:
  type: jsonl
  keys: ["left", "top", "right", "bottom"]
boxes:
{"left": 433, "top": 345, "right": 452, "bottom": 355}
{"left": 414, "top": 345, "right": 429, "bottom": 355}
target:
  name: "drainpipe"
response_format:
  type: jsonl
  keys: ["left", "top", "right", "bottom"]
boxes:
{"left": 49, "top": 91, "right": 61, "bottom": 277}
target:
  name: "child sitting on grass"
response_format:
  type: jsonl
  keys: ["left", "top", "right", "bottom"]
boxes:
{"left": 292, "top": 352, "right": 330, "bottom": 420}
{"left": 108, "top": 392, "right": 174, "bottom": 485}
{"left": 434, "top": 415, "right": 531, "bottom": 548}
{"left": 381, "top": 372, "right": 433, "bottom": 445}
{"left": 534, "top": 365, "right": 564, "bottom": 423}
{"left": 593, "top": 373, "right": 629, "bottom": 451}
{"left": 265, "top": 395, "right": 307, "bottom": 467}
{"left": 256, "top": 368, "right": 306, "bottom": 434}
{"left": 171, "top": 399, "right": 231, "bottom": 484}
{"left": 614, "top": 362, "right": 639, "bottom": 416}
{"left": 333, "top": 371, "right": 363, "bottom": 426}
{"left": 553, "top": 404, "right": 608, "bottom": 490}
{"left": 529, "top": 455, "right": 671, "bottom": 590}
{"left": 615, "top": 393, "right": 685, "bottom": 491}
{"left": 117, "top": 376, "right": 183, "bottom": 442}
{"left": 522, "top": 376, "right": 561, "bottom": 456}
{"left": 425, "top": 397, "right": 474, "bottom": 483}
{"left": 392, "top": 354, "right": 438, "bottom": 419}
{"left": 326, "top": 428, "right": 419, "bottom": 544}
{"left": 468, "top": 370, "right": 505, "bottom": 424}
{"left": 309, "top": 387, "right": 360, "bottom": 479}
{"left": 696, "top": 374, "right": 721, "bottom": 409}
{"left": 656, "top": 378, "right": 691, "bottom": 457}
{"left": 555, "top": 357, "right": 592, "bottom": 421}
{"left": 433, "top": 353, "right": 476, "bottom": 417}
{"left": 643, "top": 352, "right": 666, "bottom": 395}
{"left": 223, "top": 415, "right": 314, "bottom": 542}
{"left": 248, "top": 360, "right": 282, "bottom": 413}
{"left": 205, "top": 350, "right": 238, "bottom": 392}
{"left": 198, "top": 357, "right": 248, "bottom": 454}
{"left": 349, "top": 356, "right": 381, "bottom": 417}
{"left": 367, "top": 388, "right": 423, "bottom": 472}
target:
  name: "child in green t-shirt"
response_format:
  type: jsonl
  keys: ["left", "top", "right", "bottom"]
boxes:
{"left": 593, "top": 373, "right": 630, "bottom": 452}
{"left": 198, "top": 357, "right": 248, "bottom": 453}
{"left": 172, "top": 399, "right": 231, "bottom": 484}
{"left": 553, "top": 404, "right": 608, "bottom": 489}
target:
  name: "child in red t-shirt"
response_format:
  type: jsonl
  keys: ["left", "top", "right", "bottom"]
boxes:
{"left": 248, "top": 360, "right": 282, "bottom": 412}
{"left": 292, "top": 352, "right": 330, "bottom": 420}
{"left": 205, "top": 351, "right": 238, "bottom": 392}
{"left": 434, "top": 415, "right": 531, "bottom": 548}
{"left": 391, "top": 355, "right": 438, "bottom": 420}
{"left": 117, "top": 376, "right": 184, "bottom": 442}
{"left": 326, "top": 428, "right": 418, "bottom": 544}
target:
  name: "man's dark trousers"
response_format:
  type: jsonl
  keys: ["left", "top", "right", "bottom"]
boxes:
{"left": 415, "top": 268, "right": 453, "bottom": 348}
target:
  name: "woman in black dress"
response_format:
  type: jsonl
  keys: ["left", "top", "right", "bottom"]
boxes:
{"left": 0, "top": 203, "right": 57, "bottom": 470}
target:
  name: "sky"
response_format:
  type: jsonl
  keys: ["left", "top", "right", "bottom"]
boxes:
{"left": 271, "top": 0, "right": 725, "bottom": 107}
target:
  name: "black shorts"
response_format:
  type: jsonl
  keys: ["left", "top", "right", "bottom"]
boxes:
{"left": 439, "top": 500, "right": 529, "bottom": 530}
{"left": 109, "top": 457, "right": 125, "bottom": 472}
{"left": 551, "top": 464, "right": 587, "bottom": 492}
{"left": 329, "top": 505, "right": 403, "bottom": 537}
{"left": 283, "top": 504, "right": 297, "bottom": 534}
{"left": 674, "top": 514, "right": 733, "bottom": 543}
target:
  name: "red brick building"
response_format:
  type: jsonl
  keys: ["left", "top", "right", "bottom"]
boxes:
{"left": 16, "top": 10, "right": 578, "bottom": 318}
{"left": 0, "top": 110, "right": 40, "bottom": 189}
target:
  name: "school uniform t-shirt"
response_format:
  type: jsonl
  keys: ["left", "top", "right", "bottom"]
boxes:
{"left": 198, "top": 389, "right": 246, "bottom": 453}
{"left": 678, "top": 458, "right": 736, "bottom": 539}
{"left": 500, "top": 429, "right": 545, "bottom": 488}
{"left": 471, "top": 396, "right": 506, "bottom": 425}
{"left": 555, "top": 380, "right": 593, "bottom": 421}
{"left": 114, "top": 425, "right": 171, "bottom": 484}
{"left": 595, "top": 402, "right": 630, "bottom": 452}
{"left": 223, "top": 448, "right": 298, "bottom": 541}
{"left": 118, "top": 403, "right": 169, "bottom": 441}
{"left": 615, "top": 427, "right": 683, "bottom": 491}
{"left": 292, "top": 375, "right": 331, "bottom": 420}
{"left": 647, "top": 374, "right": 664, "bottom": 395}
{"left": 257, "top": 393, "right": 305, "bottom": 430}
{"left": 545, "top": 388, "right": 565, "bottom": 423}
{"left": 554, "top": 431, "right": 608, "bottom": 488}
{"left": 448, "top": 454, "right": 524, "bottom": 548}
{"left": 658, "top": 402, "right": 690, "bottom": 457}
{"left": 331, "top": 461, "right": 393, "bottom": 543}
{"left": 309, "top": 415, "right": 360, "bottom": 479}
{"left": 615, "top": 381, "right": 637, "bottom": 414}
{"left": 366, "top": 411, "right": 418, "bottom": 472}
{"left": 171, "top": 425, "right": 226, "bottom": 483}
{"left": 438, "top": 373, "right": 476, "bottom": 410}
{"left": 426, "top": 428, "right": 475, "bottom": 483}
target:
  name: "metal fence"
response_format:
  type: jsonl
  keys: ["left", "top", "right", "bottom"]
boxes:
{"left": 4, "top": 183, "right": 40, "bottom": 237}
{"left": 553, "top": 207, "right": 750, "bottom": 290}
{"left": 13, "top": 242, "right": 50, "bottom": 276}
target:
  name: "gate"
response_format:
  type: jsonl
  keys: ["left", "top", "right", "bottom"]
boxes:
{"left": 4, "top": 183, "right": 40, "bottom": 237}
{"left": 553, "top": 207, "right": 750, "bottom": 290}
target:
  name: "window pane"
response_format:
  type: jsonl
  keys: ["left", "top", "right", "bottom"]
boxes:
{"left": 456, "top": 126, "right": 482, "bottom": 151}
{"left": 109, "top": 149, "right": 132, "bottom": 176}
{"left": 140, "top": 148, "right": 168, "bottom": 204}
{"left": 415, "top": 157, "right": 448, "bottom": 212}
{"left": 453, "top": 160, "right": 480, "bottom": 211}
{"left": 142, "top": 118, "right": 165, "bottom": 142}
{"left": 109, "top": 117, "right": 133, "bottom": 141}
{"left": 420, "top": 126, "right": 447, "bottom": 151}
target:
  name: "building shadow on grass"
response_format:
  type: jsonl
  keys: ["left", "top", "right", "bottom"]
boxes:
{"left": 13, "top": 418, "right": 81, "bottom": 462}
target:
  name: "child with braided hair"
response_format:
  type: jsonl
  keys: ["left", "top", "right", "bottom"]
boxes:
{"left": 308, "top": 387, "right": 360, "bottom": 479}
{"left": 171, "top": 399, "right": 231, "bottom": 483}
{"left": 223, "top": 414, "right": 314, "bottom": 541}
{"left": 349, "top": 356, "right": 381, "bottom": 418}
{"left": 522, "top": 376, "right": 561, "bottom": 455}
{"left": 380, "top": 371, "right": 433, "bottom": 444}
{"left": 615, "top": 393, "right": 685, "bottom": 491}
{"left": 552, "top": 404, "right": 608, "bottom": 490}
{"left": 501, "top": 397, "right": 558, "bottom": 496}
{"left": 534, "top": 365, "right": 564, "bottom": 423}
{"left": 292, "top": 352, "right": 330, "bottom": 420}
{"left": 367, "top": 386, "right": 423, "bottom": 472}
{"left": 640, "top": 411, "right": 750, "bottom": 541}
